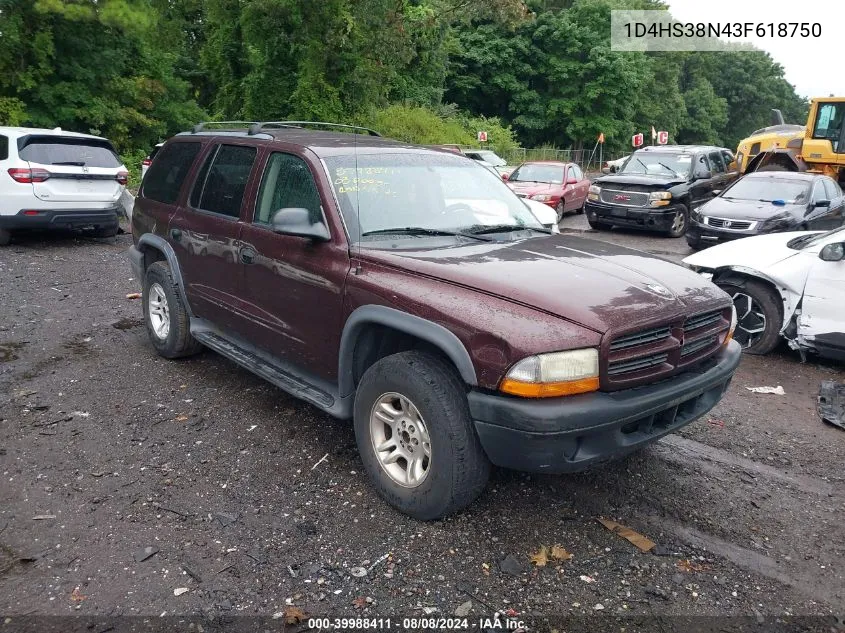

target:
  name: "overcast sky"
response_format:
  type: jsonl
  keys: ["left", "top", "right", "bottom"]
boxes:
{"left": 664, "top": 0, "right": 842, "bottom": 99}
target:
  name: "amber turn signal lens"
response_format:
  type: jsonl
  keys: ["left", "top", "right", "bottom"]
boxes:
{"left": 499, "top": 376, "right": 600, "bottom": 398}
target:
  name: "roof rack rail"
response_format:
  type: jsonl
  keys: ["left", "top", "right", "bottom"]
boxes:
{"left": 191, "top": 121, "right": 259, "bottom": 134}
{"left": 247, "top": 121, "right": 382, "bottom": 137}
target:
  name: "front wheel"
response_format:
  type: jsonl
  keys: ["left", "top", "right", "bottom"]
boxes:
{"left": 354, "top": 351, "right": 490, "bottom": 520}
{"left": 716, "top": 280, "right": 783, "bottom": 354}
{"left": 555, "top": 201, "right": 566, "bottom": 222}
{"left": 665, "top": 207, "right": 689, "bottom": 237}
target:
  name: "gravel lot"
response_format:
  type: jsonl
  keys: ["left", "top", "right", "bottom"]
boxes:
{"left": 1, "top": 223, "right": 844, "bottom": 630}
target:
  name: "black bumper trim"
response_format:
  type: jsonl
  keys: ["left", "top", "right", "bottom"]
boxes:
{"left": 128, "top": 244, "right": 145, "bottom": 281}
{"left": 0, "top": 206, "right": 121, "bottom": 231}
{"left": 585, "top": 201, "right": 684, "bottom": 230}
{"left": 468, "top": 341, "right": 741, "bottom": 473}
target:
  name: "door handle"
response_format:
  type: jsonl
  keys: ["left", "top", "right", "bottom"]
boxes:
{"left": 170, "top": 228, "right": 182, "bottom": 242}
{"left": 240, "top": 247, "right": 256, "bottom": 265}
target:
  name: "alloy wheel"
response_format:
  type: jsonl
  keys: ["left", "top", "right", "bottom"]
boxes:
{"left": 369, "top": 392, "right": 432, "bottom": 488}
{"left": 148, "top": 282, "right": 171, "bottom": 340}
{"left": 731, "top": 291, "right": 767, "bottom": 348}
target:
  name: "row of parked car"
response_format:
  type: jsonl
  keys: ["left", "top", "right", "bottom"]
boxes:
{"left": 3, "top": 121, "right": 843, "bottom": 520}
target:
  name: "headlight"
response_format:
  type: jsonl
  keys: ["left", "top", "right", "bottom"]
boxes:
{"left": 588, "top": 184, "right": 601, "bottom": 201}
{"left": 500, "top": 348, "right": 599, "bottom": 398}
{"left": 531, "top": 194, "right": 553, "bottom": 202}
{"left": 723, "top": 305, "right": 737, "bottom": 347}
{"left": 648, "top": 191, "right": 672, "bottom": 207}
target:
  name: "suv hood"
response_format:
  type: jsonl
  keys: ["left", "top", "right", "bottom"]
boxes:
{"left": 595, "top": 174, "right": 686, "bottom": 189}
{"left": 700, "top": 197, "right": 802, "bottom": 221}
{"left": 363, "top": 235, "right": 728, "bottom": 334}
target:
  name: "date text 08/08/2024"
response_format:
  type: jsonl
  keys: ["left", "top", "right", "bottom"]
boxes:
{"left": 306, "top": 617, "right": 526, "bottom": 630}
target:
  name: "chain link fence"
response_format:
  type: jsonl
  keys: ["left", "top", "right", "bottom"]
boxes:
{"left": 461, "top": 145, "right": 628, "bottom": 172}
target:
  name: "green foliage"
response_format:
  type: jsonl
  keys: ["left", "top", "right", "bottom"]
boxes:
{"left": 0, "top": 0, "right": 810, "bottom": 160}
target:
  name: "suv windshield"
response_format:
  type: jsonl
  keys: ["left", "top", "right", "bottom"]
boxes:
{"left": 508, "top": 163, "right": 564, "bottom": 184}
{"left": 325, "top": 153, "right": 542, "bottom": 242}
{"left": 619, "top": 153, "right": 691, "bottom": 178}
{"left": 723, "top": 178, "right": 810, "bottom": 203}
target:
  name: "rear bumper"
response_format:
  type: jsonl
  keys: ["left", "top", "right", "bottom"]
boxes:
{"left": 468, "top": 341, "right": 741, "bottom": 473}
{"left": 585, "top": 200, "right": 684, "bottom": 231}
{"left": 0, "top": 206, "right": 121, "bottom": 231}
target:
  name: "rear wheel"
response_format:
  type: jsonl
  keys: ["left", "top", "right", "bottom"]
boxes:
{"left": 588, "top": 218, "right": 611, "bottom": 231}
{"left": 354, "top": 351, "right": 490, "bottom": 520}
{"left": 716, "top": 279, "right": 782, "bottom": 354}
{"left": 0, "top": 228, "right": 10, "bottom": 246}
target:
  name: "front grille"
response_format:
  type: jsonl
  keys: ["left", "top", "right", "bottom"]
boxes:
{"left": 608, "top": 353, "right": 669, "bottom": 376}
{"left": 682, "top": 336, "right": 718, "bottom": 357}
{"left": 684, "top": 310, "right": 722, "bottom": 332}
{"left": 705, "top": 217, "right": 754, "bottom": 231}
{"left": 610, "top": 326, "right": 671, "bottom": 351}
{"left": 599, "top": 189, "right": 649, "bottom": 207}
{"left": 605, "top": 308, "right": 730, "bottom": 388}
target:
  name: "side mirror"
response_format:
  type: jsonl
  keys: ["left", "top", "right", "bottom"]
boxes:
{"left": 813, "top": 199, "right": 831, "bottom": 208}
{"left": 693, "top": 167, "right": 712, "bottom": 180}
{"left": 819, "top": 242, "right": 845, "bottom": 262}
{"left": 609, "top": 165, "right": 618, "bottom": 173}
{"left": 271, "top": 208, "right": 330, "bottom": 241}
{"left": 501, "top": 173, "right": 509, "bottom": 181}
{"left": 566, "top": 176, "right": 578, "bottom": 185}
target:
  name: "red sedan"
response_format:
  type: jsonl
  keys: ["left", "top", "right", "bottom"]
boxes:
{"left": 504, "top": 161, "right": 591, "bottom": 222}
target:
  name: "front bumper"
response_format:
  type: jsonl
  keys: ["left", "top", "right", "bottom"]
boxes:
{"left": 0, "top": 206, "right": 121, "bottom": 231}
{"left": 468, "top": 341, "right": 741, "bottom": 473}
{"left": 687, "top": 218, "right": 763, "bottom": 243}
{"left": 585, "top": 200, "right": 683, "bottom": 231}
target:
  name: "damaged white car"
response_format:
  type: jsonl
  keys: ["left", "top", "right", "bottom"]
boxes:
{"left": 684, "top": 227, "right": 845, "bottom": 360}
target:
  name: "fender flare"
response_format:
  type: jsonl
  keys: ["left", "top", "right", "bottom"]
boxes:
{"left": 136, "top": 234, "right": 194, "bottom": 317}
{"left": 338, "top": 305, "right": 478, "bottom": 397}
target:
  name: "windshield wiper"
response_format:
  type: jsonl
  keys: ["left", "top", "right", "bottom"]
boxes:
{"left": 52, "top": 161, "right": 86, "bottom": 166}
{"left": 361, "top": 227, "right": 492, "bottom": 242}
{"left": 467, "top": 223, "right": 551, "bottom": 235}
{"left": 657, "top": 161, "right": 679, "bottom": 176}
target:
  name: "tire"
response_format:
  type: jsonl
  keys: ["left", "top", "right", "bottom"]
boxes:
{"left": 686, "top": 234, "right": 703, "bottom": 250}
{"left": 0, "top": 228, "right": 10, "bottom": 246}
{"left": 664, "top": 206, "right": 689, "bottom": 238}
{"left": 92, "top": 225, "right": 119, "bottom": 238}
{"left": 142, "top": 261, "right": 203, "bottom": 359}
{"left": 716, "top": 279, "right": 783, "bottom": 355}
{"left": 353, "top": 351, "right": 490, "bottom": 520}
{"left": 588, "top": 218, "right": 611, "bottom": 231}
{"left": 555, "top": 201, "right": 566, "bottom": 223}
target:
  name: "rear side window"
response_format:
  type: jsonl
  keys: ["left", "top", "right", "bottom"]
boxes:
{"left": 0, "top": 135, "right": 7, "bottom": 161}
{"left": 254, "top": 152, "right": 323, "bottom": 225}
{"left": 143, "top": 142, "right": 202, "bottom": 204}
{"left": 708, "top": 152, "right": 725, "bottom": 173}
{"left": 191, "top": 144, "right": 256, "bottom": 218}
{"left": 823, "top": 178, "right": 840, "bottom": 200}
{"left": 572, "top": 164, "right": 584, "bottom": 180}
{"left": 18, "top": 136, "right": 120, "bottom": 167}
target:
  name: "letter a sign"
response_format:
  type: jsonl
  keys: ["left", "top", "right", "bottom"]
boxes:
{"left": 657, "top": 131, "right": 669, "bottom": 145}
{"left": 632, "top": 133, "right": 644, "bottom": 148}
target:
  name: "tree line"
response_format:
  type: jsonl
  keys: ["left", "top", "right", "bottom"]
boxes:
{"left": 0, "top": 0, "right": 808, "bottom": 168}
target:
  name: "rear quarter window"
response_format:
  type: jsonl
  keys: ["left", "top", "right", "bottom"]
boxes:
{"left": 142, "top": 142, "right": 203, "bottom": 205}
{"left": 0, "top": 135, "right": 7, "bottom": 161}
{"left": 18, "top": 136, "right": 120, "bottom": 167}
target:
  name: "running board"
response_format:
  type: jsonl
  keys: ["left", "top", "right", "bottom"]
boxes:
{"left": 190, "top": 323, "right": 348, "bottom": 416}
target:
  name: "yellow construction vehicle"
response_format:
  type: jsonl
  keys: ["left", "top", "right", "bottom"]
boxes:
{"left": 736, "top": 97, "right": 845, "bottom": 183}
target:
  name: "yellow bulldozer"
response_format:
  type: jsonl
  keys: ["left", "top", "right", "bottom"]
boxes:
{"left": 735, "top": 97, "right": 845, "bottom": 183}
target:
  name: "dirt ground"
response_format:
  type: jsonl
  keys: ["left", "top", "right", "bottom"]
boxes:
{"left": 1, "top": 224, "right": 843, "bottom": 631}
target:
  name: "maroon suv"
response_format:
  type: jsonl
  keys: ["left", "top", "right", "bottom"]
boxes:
{"left": 129, "top": 122, "right": 741, "bottom": 520}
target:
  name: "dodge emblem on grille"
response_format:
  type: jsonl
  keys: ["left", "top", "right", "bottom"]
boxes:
{"left": 613, "top": 194, "right": 630, "bottom": 201}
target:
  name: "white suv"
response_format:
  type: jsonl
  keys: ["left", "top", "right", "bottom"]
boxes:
{"left": 0, "top": 127, "right": 128, "bottom": 245}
